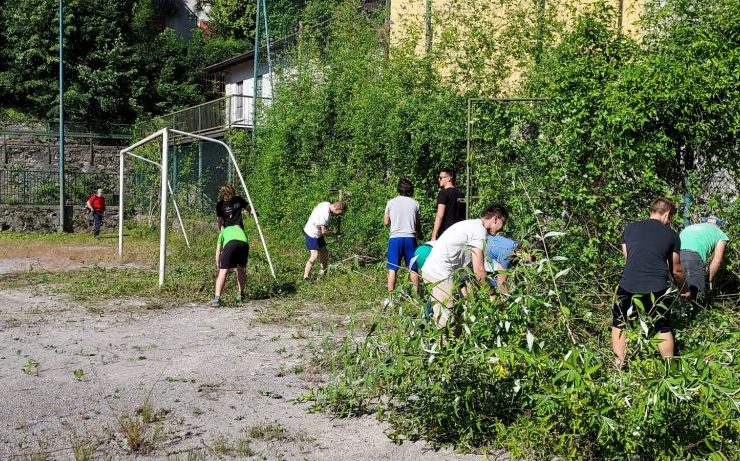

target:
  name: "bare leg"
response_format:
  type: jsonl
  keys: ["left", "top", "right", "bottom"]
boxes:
{"left": 430, "top": 278, "right": 454, "bottom": 328}
{"left": 236, "top": 266, "right": 246, "bottom": 297}
{"left": 410, "top": 271, "right": 420, "bottom": 294}
{"left": 387, "top": 269, "right": 397, "bottom": 292}
{"left": 656, "top": 332, "right": 674, "bottom": 358}
{"left": 318, "top": 247, "right": 329, "bottom": 275}
{"left": 215, "top": 269, "right": 229, "bottom": 298}
{"left": 611, "top": 326, "right": 627, "bottom": 369}
{"left": 304, "top": 250, "right": 319, "bottom": 279}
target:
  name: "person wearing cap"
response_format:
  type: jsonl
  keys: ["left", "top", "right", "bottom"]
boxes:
{"left": 679, "top": 215, "right": 729, "bottom": 299}
{"left": 85, "top": 188, "right": 106, "bottom": 238}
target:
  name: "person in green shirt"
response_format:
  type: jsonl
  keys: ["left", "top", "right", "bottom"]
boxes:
{"left": 212, "top": 225, "right": 249, "bottom": 307}
{"left": 679, "top": 215, "right": 729, "bottom": 300}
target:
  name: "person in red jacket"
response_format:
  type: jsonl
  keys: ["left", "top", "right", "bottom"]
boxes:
{"left": 85, "top": 188, "right": 106, "bottom": 238}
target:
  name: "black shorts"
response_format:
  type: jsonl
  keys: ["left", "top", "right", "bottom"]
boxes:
{"left": 220, "top": 241, "right": 249, "bottom": 269}
{"left": 612, "top": 286, "right": 671, "bottom": 333}
{"left": 680, "top": 250, "right": 707, "bottom": 297}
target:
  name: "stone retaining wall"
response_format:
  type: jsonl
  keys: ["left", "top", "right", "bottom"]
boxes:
{"left": 1, "top": 122, "right": 130, "bottom": 174}
{"left": 0, "top": 204, "right": 120, "bottom": 233}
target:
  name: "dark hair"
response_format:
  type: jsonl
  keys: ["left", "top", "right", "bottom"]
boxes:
{"left": 397, "top": 177, "right": 414, "bottom": 197}
{"left": 480, "top": 204, "right": 509, "bottom": 221}
{"left": 439, "top": 168, "right": 455, "bottom": 183}
{"left": 650, "top": 197, "right": 676, "bottom": 216}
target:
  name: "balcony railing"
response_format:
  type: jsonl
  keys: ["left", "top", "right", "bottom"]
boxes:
{"left": 155, "top": 95, "right": 272, "bottom": 135}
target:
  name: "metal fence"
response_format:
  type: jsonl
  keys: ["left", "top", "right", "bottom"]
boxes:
{"left": 0, "top": 169, "right": 122, "bottom": 206}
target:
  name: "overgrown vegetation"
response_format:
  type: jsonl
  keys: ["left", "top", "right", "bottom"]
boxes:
{"left": 233, "top": 0, "right": 740, "bottom": 458}
{"left": 2, "top": 0, "right": 739, "bottom": 458}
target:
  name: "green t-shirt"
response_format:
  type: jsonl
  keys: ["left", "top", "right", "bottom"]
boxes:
{"left": 218, "top": 226, "right": 248, "bottom": 247}
{"left": 679, "top": 223, "right": 729, "bottom": 263}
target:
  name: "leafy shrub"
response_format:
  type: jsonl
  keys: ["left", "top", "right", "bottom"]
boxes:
{"left": 248, "top": 0, "right": 740, "bottom": 457}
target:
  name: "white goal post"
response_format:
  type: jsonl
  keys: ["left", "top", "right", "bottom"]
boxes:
{"left": 118, "top": 127, "right": 276, "bottom": 287}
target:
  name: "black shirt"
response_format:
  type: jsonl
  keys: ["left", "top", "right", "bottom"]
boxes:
{"left": 216, "top": 197, "right": 249, "bottom": 228}
{"left": 436, "top": 187, "right": 463, "bottom": 236}
{"left": 619, "top": 219, "right": 681, "bottom": 293}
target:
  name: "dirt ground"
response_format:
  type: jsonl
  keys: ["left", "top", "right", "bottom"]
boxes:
{"left": 0, "top": 253, "right": 489, "bottom": 460}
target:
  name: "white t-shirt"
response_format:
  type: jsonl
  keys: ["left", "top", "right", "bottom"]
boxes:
{"left": 385, "top": 196, "right": 420, "bottom": 238}
{"left": 303, "top": 202, "right": 331, "bottom": 238}
{"left": 422, "top": 219, "right": 487, "bottom": 281}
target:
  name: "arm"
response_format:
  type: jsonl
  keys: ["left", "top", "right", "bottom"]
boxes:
{"left": 431, "top": 204, "right": 446, "bottom": 240}
{"left": 670, "top": 252, "right": 687, "bottom": 291}
{"left": 242, "top": 197, "right": 252, "bottom": 216}
{"left": 216, "top": 202, "right": 224, "bottom": 230}
{"left": 621, "top": 243, "right": 628, "bottom": 261}
{"left": 471, "top": 248, "right": 487, "bottom": 285}
{"left": 320, "top": 225, "right": 332, "bottom": 237}
{"left": 383, "top": 213, "right": 390, "bottom": 227}
{"left": 415, "top": 210, "right": 422, "bottom": 240}
{"left": 708, "top": 240, "right": 727, "bottom": 282}
{"left": 85, "top": 198, "right": 93, "bottom": 211}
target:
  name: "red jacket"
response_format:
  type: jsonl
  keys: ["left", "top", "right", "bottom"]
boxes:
{"left": 88, "top": 195, "right": 106, "bottom": 212}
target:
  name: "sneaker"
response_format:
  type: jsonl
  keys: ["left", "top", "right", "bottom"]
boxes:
{"left": 238, "top": 292, "right": 245, "bottom": 303}
{"left": 382, "top": 298, "right": 394, "bottom": 308}
{"left": 210, "top": 297, "right": 220, "bottom": 307}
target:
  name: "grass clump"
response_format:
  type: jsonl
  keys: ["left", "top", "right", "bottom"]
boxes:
{"left": 210, "top": 434, "right": 254, "bottom": 457}
{"left": 118, "top": 402, "right": 166, "bottom": 454}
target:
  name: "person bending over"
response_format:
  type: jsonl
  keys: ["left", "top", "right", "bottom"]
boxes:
{"left": 422, "top": 204, "right": 508, "bottom": 327}
{"left": 485, "top": 234, "right": 519, "bottom": 294}
{"left": 303, "top": 201, "right": 347, "bottom": 280}
{"left": 212, "top": 225, "right": 249, "bottom": 307}
{"left": 679, "top": 215, "right": 729, "bottom": 300}
{"left": 611, "top": 197, "right": 686, "bottom": 368}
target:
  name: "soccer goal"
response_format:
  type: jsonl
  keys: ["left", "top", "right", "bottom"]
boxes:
{"left": 117, "top": 127, "right": 276, "bottom": 287}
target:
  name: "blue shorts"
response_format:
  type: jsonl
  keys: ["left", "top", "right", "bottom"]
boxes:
{"left": 305, "top": 233, "right": 327, "bottom": 251}
{"left": 387, "top": 237, "right": 418, "bottom": 271}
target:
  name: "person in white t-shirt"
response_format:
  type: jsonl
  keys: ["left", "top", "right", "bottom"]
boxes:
{"left": 383, "top": 178, "right": 422, "bottom": 300}
{"left": 303, "top": 201, "right": 347, "bottom": 280}
{"left": 422, "top": 204, "right": 508, "bottom": 327}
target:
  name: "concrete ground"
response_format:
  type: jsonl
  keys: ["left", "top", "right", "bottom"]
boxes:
{"left": 0, "top": 253, "right": 488, "bottom": 460}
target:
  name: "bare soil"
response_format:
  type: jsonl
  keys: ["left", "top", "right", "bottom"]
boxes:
{"left": 0, "top": 253, "right": 487, "bottom": 460}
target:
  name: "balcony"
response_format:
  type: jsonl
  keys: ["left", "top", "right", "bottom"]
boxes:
{"left": 155, "top": 95, "right": 272, "bottom": 138}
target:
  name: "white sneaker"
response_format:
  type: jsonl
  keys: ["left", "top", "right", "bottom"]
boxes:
{"left": 382, "top": 298, "right": 394, "bottom": 308}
